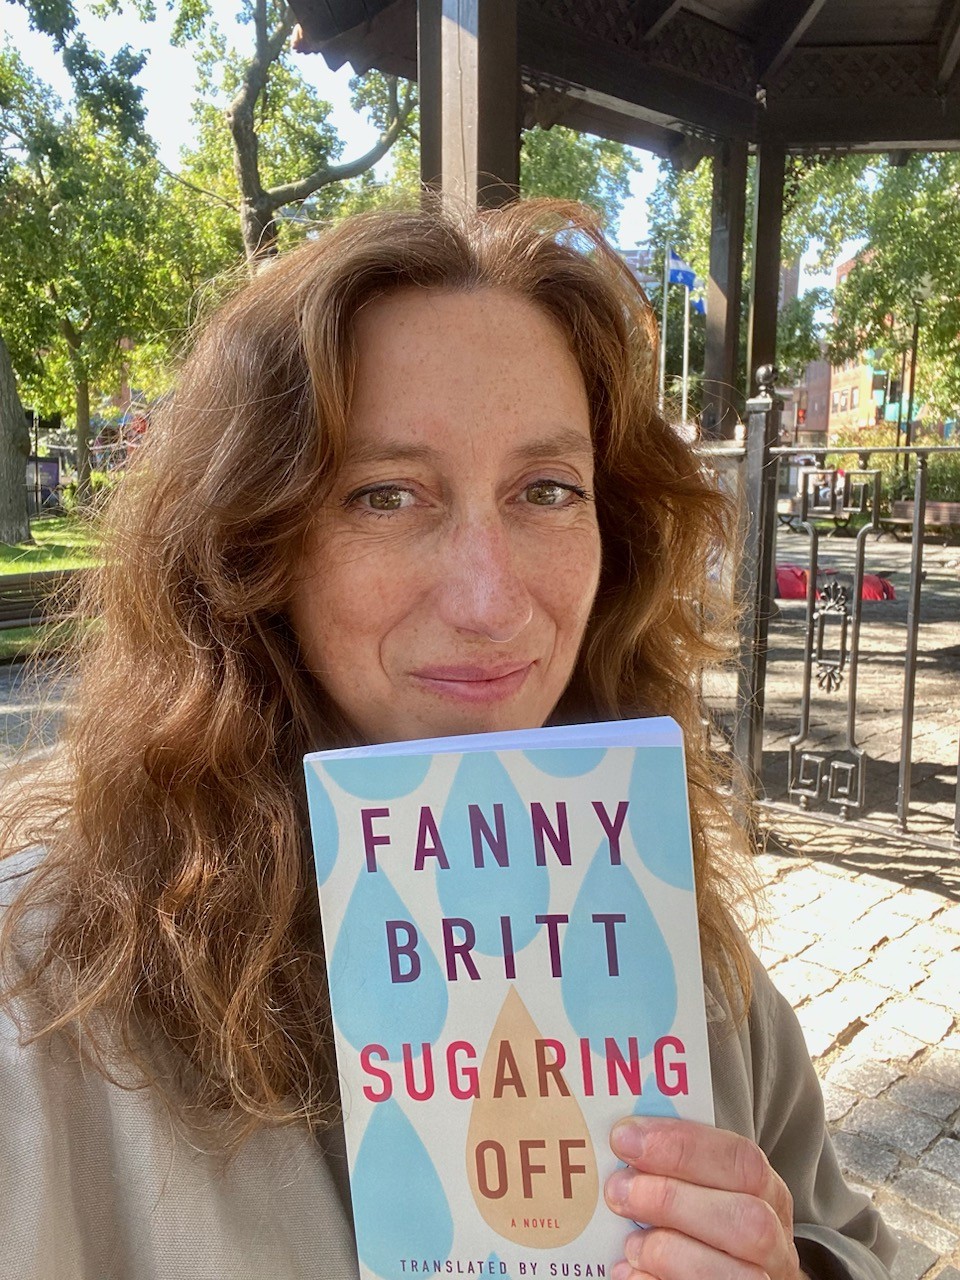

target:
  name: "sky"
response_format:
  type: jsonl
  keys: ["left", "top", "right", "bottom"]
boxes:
{"left": 2, "top": 0, "right": 838, "bottom": 283}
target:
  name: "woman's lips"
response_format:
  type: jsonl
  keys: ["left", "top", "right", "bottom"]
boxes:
{"left": 410, "top": 662, "right": 534, "bottom": 704}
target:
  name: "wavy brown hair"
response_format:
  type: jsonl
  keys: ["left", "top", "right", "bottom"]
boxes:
{"left": 1, "top": 199, "right": 751, "bottom": 1144}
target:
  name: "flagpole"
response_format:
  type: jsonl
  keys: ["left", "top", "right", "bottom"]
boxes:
{"left": 681, "top": 283, "right": 690, "bottom": 427}
{"left": 659, "top": 244, "right": 669, "bottom": 413}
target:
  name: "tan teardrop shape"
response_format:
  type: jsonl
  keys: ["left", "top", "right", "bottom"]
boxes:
{"left": 465, "top": 986, "right": 598, "bottom": 1247}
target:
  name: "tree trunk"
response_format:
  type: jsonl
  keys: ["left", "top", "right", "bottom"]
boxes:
{"left": 0, "top": 334, "right": 32, "bottom": 546}
{"left": 75, "top": 373, "right": 92, "bottom": 507}
{"left": 239, "top": 196, "right": 281, "bottom": 266}
{"left": 225, "top": 7, "right": 412, "bottom": 268}
{"left": 61, "top": 319, "right": 92, "bottom": 508}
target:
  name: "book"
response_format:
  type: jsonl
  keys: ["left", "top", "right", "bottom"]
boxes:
{"left": 303, "top": 717, "right": 713, "bottom": 1280}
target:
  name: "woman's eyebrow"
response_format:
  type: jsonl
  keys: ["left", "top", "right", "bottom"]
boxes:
{"left": 341, "top": 441, "right": 438, "bottom": 466}
{"left": 508, "top": 430, "right": 595, "bottom": 463}
{"left": 344, "top": 429, "right": 594, "bottom": 468}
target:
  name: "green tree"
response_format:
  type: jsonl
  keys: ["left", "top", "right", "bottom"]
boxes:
{"left": 0, "top": 333, "right": 30, "bottom": 545}
{"left": 519, "top": 125, "right": 638, "bottom": 231}
{"left": 0, "top": 47, "right": 200, "bottom": 503}
{"left": 0, "top": 48, "right": 67, "bottom": 542}
{"left": 645, "top": 152, "right": 875, "bottom": 412}
{"left": 171, "top": 40, "right": 351, "bottom": 262}
{"left": 776, "top": 288, "right": 831, "bottom": 386}
{"left": 339, "top": 109, "right": 639, "bottom": 237}
{"left": 170, "top": 4, "right": 416, "bottom": 264}
{"left": 829, "top": 153, "right": 960, "bottom": 420}
{"left": 10, "top": 0, "right": 148, "bottom": 140}
{"left": 645, "top": 161, "right": 711, "bottom": 413}
{"left": 0, "top": 3, "right": 151, "bottom": 542}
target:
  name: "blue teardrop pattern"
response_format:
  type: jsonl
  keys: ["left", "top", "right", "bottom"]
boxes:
{"left": 437, "top": 752, "right": 548, "bottom": 955}
{"left": 322, "top": 754, "right": 432, "bottom": 801}
{"left": 632, "top": 1072, "right": 680, "bottom": 1119}
{"left": 521, "top": 747, "right": 606, "bottom": 777}
{"left": 627, "top": 746, "right": 694, "bottom": 890}
{"left": 561, "top": 843, "right": 677, "bottom": 1056}
{"left": 330, "top": 867, "right": 448, "bottom": 1057}
{"left": 304, "top": 764, "right": 339, "bottom": 887}
{"left": 488, "top": 1254, "right": 516, "bottom": 1279}
{"left": 352, "top": 1098, "right": 454, "bottom": 1279}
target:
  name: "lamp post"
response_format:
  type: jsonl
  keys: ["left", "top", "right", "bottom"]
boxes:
{"left": 903, "top": 274, "right": 934, "bottom": 474}
{"left": 894, "top": 344, "right": 908, "bottom": 448}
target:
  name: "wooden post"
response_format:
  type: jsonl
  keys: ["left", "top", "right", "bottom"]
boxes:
{"left": 746, "top": 134, "right": 786, "bottom": 397}
{"left": 417, "top": 0, "right": 520, "bottom": 209}
{"left": 747, "top": 134, "right": 783, "bottom": 394}
{"left": 702, "top": 139, "right": 748, "bottom": 439}
{"left": 418, "top": 0, "right": 443, "bottom": 193}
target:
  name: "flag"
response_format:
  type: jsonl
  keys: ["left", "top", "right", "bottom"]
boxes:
{"left": 667, "top": 249, "right": 696, "bottom": 288}
{"left": 691, "top": 294, "right": 707, "bottom": 316}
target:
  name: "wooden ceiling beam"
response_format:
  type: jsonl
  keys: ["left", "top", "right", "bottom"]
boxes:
{"left": 519, "top": 11, "right": 757, "bottom": 136}
{"left": 754, "top": 0, "right": 829, "bottom": 82}
{"left": 938, "top": 0, "right": 960, "bottom": 86}
{"left": 767, "top": 94, "right": 960, "bottom": 149}
{"left": 636, "top": 0, "right": 685, "bottom": 41}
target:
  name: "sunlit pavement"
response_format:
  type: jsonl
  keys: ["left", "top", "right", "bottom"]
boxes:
{"left": 756, "top": 812, "right": 960, "bottom": 1279}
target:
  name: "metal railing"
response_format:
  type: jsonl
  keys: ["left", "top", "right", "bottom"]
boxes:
{"left": 701, "top": 371, "right": 960, "bottom": 851}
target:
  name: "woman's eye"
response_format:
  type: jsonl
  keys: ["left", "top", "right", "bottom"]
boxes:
{"left": 523, "top": 480, "right": 583, "bottom": 507}
{"left": 351, "top": 485, "right": 416, "bottom": 512}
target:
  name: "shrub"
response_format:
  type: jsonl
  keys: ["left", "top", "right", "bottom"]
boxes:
{"left": 61, "top": 469, "right": 119, "bottom": 514}
{"left": 826, "top": 426, "right": 960, "bottom": 507}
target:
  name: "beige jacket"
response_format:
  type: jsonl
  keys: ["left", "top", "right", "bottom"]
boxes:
{"left": 0, "top": 862, "right": 895, "bottom": 1279}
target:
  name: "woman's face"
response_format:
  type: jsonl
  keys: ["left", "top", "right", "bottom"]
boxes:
{"left": 289, "top": 287, "right": 602, "bottom": 744}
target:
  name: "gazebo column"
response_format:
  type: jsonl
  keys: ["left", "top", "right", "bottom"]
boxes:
{"left": 702, "top": 139, "right": 748, "bottom": 439}
{"left": 417, "top": 0, "right": 521, "bottom": 208}
{"left": 746, "top": 132, "right": 787, "bottom": 394}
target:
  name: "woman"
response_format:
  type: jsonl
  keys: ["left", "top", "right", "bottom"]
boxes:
{"left": 0, "top": 201, "right": 894, "bottom": 1279}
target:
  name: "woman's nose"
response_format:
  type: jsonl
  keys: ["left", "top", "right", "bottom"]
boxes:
{"left": 435, "top": 518, "right": 534, "bottom": 644}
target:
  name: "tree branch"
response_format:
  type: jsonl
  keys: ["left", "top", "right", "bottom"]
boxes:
{"left": 229, "top": 5, "right": 293, "bottom": 123}
{"left": 48, "top": 283, "right": 85, "bottom": 353}
{"left": 254, "top": 0, "right": 267, "bottom": 63}
{"left": 265, "top": 81, "right": 417, "bottom": 209}
{"left": 226, "top": 5, "right": 294, "bottom": 205}
{"left": 158, "top": 160, "right": 236, "bottom": 210}
{"left": 58, "top": 313, "right": 81, "bottom": 354}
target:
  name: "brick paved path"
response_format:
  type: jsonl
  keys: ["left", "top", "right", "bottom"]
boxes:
{"left": 758, "top": 814, "right": 960, "bottom": 1279}
{"left": 0, "top": 660, "right": 68, "bottom": 763}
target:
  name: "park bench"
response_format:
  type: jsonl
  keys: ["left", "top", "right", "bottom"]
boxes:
{"left": 0, "top": 569, "right": 82, "bottom": 630}
{"left": 776, "top": 497, "right": 851, "bottom": 531}
{"left": 879, "top": 500, "right": 960, "bottom": 540}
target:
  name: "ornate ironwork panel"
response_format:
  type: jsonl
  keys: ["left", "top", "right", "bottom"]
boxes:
{"left": 814, "top": 579, "right": 849, "bottom": 693}
{"left": 782, "top": 466, "right": 882, "bottom": 820}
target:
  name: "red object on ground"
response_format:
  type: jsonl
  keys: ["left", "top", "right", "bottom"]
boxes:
{"left": 860, "top": 573, "right": 896, "bottom": 600}
{"left": 775, "top": 564, "right": 896, "bottom": 601}
{"left": 776, "top": 564, "right": 808, "bottom": 599}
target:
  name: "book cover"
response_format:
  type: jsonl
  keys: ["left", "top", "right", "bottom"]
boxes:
{"left": 303, "top": 718, "right": 713, "bottom": 1280}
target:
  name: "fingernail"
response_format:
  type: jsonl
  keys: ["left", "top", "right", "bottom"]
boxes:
{"left": 610, "top": 1264, "right": 632, "bottom": 1280}
{"left": 605, "top": 1167, "right": 635, "bottom": 1206}
{"left": 611, "top": 1118, "right": 646, "bottom": 1159}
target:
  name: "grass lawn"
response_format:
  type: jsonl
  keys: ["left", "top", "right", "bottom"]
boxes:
{"left": 0, "top": 515, "right": 101, "bottom": 574}
{"left": 0, "top": 517, "right": 99, "bottom": 661}
{"left": 0, "top": 621, "right": 81, "bottom": 663}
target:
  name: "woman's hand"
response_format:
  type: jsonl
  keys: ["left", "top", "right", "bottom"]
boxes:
{"left": 605, "top": 1116, "right": 805, "bottom": 1280}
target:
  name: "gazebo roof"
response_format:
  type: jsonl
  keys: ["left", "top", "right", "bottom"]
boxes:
{"left": 290, "top": 0, "right": 960, "bottom": 156}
